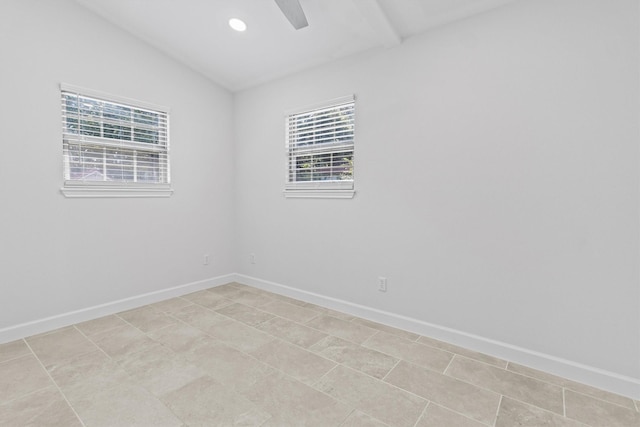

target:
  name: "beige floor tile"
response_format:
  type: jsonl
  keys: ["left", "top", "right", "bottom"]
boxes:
{"left": 226, "top": 289, "right": 276, "bottom": 307}
{"left": 0, "top": 387, "right": 81, "bottom": 426}
{"left": 148, "top": 296, "right": 193, "bottom": 313}
{"left": 57, "top": 362, "right": 133, "bottom": 403}
{"left": 147, "top": 322, "right": 210, "bottom": 353}
{"left": 364, "top": 331, "right": 452, "bottom": 373}
{"left": 565, "top": 390, "right": 640, "bottom": 427}
{"left": 302, "top": 303, "right": 356, "bottom": 321}
{"left": 341, "top": 410, "right": 389, "bottom": 426}
{"left": 26, "top": 326, "right": 75, "bottom": 340}
{"left": 227, "top": 282, "right": 253, "bottom": 291}
{"left": 75, "top": 314, "right": 129, "bottom": 336}
{"left": 306, "top": 315, "right": 377, "bottom": 344}
{"left": 118, "top": 306, "right": 176, "bottom": 333}
{"left": 496, "top": 397, "right": 585, "bottom": 427}
{"left": 259, "top": 300, "right": 320, "bottom": 323}
{"left": 417, "top": 403, "right": 488, "bottom": 427}
{"left": 0, "top": 339, "right": 30, "bottom": 363}
{"left": 216, "top": 302, "right": 275, "bottom": 326}
{"left": 310, "top": 335, "right": 398, "bottom": 379}
{"left": 267, "top": 292, "right": 312, "bottom": 308}
{"left": 89, "top": 324, "right": 159, "bottom": 360}
{"left": 250, "top": 339, "right": 335, "bottom": 385}
{"left": 117, "top": 345, "right": 204, "bottom": 396}
{"left": 447, "top": 356, "right": 564, "bottom": 414}
{"left": 162, "top": 375, "right": 271, "bottom": 426}
{"left": 255, "top": 316, "right": 328, "bottom": 348}
{"left": 384, "top": 360, "right": 500, "bottom": 425}
{"left": 236, "top": 285, "right": 279, "bottom": 299}
{"left": 315, "top": 365, "right": 427, "bottom": 427}
{"left": 351, "top": 318, "right": 420, "bottom": 341}
{"left": 0, "top": 354, "right": 54, "bottom": 402}
{"left": 181, "top": 289, "right": 234, "bottom": 310}
{"left": 207, "top": 284, "right": 243, "bottom": 298}
{"left": 9, "top": 287, "right": 635, "bottom": 427}
{"left": 46, "top": 349, "right": 122, "bottom": 389}
{"left": 27, "top": 327, "right": 98, "bottom": 368}
{"left": 507, "top": 362, "right": 637, "bottom": 411}
{"left": 418, "top": 336, "right": 508, "bottom": 368}
{"left": 205, "top": 317, "right": 276, "bottom": 353}
{"left": 186, "top": 339, "right": 274, "bottom": 393}
{"left": 241, "top": 372, "right": 352, "bottom": 426}
{"left": 68, "top": 381, "right": 182, "bottom": 427}
{"left": 170, "top": 303, "right": 229, "bottom": 334}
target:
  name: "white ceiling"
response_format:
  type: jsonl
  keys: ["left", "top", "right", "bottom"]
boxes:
{"left": 74, "top": 0, "right": 517, "bottom": 92}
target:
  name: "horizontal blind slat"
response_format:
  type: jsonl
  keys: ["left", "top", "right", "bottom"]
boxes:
{"left": 62, "top": 87, "right": 170, "bottom": 185}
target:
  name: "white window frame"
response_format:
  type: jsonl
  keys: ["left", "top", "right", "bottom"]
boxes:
{"left": 284, "top": 95, "right": 355, "bottom": 199}
{"left": 60, "top": 83, "right": 172, "bottom": 198}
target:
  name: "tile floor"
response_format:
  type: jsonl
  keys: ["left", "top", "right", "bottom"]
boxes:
{"left": 1, "top": 282, "right": 638, "bottom": 426}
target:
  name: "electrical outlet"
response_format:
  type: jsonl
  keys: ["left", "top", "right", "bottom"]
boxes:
{"left": 378, "top": 277, "right": 387, "bottom": 292}
{"left": 203, "top": 254, "right": 210, "bottom": 265}
{"left": 249, "top": 253, "right": 256, "bottom": 264}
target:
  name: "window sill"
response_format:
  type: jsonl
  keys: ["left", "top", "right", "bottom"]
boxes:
{"left": 61, "top": 184, "right": 173, "bottom": 198}
{"left": 283, "top": 189, "right": 355, "bottom": 199}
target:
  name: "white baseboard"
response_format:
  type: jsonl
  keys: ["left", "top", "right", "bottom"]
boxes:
{"left": 0, "top": 273, "right": 235, "bottom": 344}
{"left": 236, "top": 273, "right": 640, "bottom": 400}
{"left": 2, "top": 271, "right": 637, "bottom": 400}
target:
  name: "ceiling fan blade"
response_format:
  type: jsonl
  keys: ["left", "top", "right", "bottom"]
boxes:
{"left": 274, "top": 0, "right": 308, "bottom": 30}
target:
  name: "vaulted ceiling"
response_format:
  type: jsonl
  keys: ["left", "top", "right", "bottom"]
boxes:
{"left": 74, "top": 0, "right": 518, "bottom": 91}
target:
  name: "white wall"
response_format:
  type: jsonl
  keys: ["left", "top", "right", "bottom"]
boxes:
{"left": 0, "top": 0, "right": 637, "bottom": 397}
{"left": 235, "top": 0, "right": 639, "bottom": 383}
{"left": 0, "top": 0, "right": 236, "bottom": 329}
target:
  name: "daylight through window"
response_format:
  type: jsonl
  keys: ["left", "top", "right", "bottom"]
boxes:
{"left": 285, "top": 95, "right": 355, "bottom": 197}
{"left": 61, "top": 84, "right": 170, "bottom": 196}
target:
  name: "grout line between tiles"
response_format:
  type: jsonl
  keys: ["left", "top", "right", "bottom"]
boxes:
{"left": 22, "top": 339, "right": 87, "bottom": 427}
{"left": 336, "top": 408, "right": 357, "bottom": 427}
{"left": 0, "top": 383, "right": 52, "bottom": 407}
{"left": 72, "top": 326, "right": 118, "bottom": 362}
{"left": 505, "top": 361, "right": 635, "bottom": 408}
{"left": 360, "top": 330, "right": 379, "bottom": 347}
{"left": 493, "top": 395, "right": 503, "bottom": 427}
{"left": 442, "top": 353, "right": 456, "bottom": 375}
{"left": 380, "top": 358, "right": 401, "bottom": 382}
{"left": 564, "top": 388, "right": 640, "bottom": 414}
{"left": 385, "top": 357, "right": 563, "bottom": 419}
{"left": 0, "top": 341, "right": 32, "bottom": 365}
{"left": 412, "top": 400, "right": 430, "bottom": 427}
{"left": 428, "top": 401, "right": 496, "bottom": 427}
{"left": 501, "top": 395, "right": 594, "bottom": 427}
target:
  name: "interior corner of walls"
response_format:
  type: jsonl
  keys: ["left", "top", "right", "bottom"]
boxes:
{"left": 0, "top": 273, "right": 237, "bottom": 345}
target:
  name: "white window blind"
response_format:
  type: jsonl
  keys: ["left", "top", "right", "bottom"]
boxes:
{"left": 60, "top": 84, "right": 171, "bottom": 197}
{"left": 285, "top": 95, "right": 355, "bottom": 197}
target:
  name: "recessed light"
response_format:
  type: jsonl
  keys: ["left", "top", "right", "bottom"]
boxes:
{"left": 229, "top": 18, "right": 247, "bottom": 32}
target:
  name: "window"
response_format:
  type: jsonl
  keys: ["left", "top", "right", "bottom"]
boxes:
{"left": 285, "top": 95, "right": 355, "bottom": 198}
{"left": 60, "top": 84, "right": 171, "bottom": 198}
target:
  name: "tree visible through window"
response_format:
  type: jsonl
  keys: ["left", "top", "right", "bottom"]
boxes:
{"left": 285, "top": 96, "right": 355, "bottom": 195}
{"left": 61, "top": 84, "right": 170, "bottom": 193}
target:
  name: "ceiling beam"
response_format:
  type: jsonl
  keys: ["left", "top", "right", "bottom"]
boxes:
{"left": 352, "top": 0, "right": 402, "bottom": 48}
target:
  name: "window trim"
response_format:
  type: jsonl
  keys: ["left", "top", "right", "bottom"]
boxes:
{"left": 284, "top": 95, "right": 355, "bottom": 199}
{"left": 59, "top": 83, "right": 172, "bottom": 198}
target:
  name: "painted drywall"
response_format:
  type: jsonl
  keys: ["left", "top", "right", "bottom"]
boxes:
{"left": 0, "top": 0, "right": 236, "bottom": 329}
{"left": 234, "top": 0, "right": 639, "bottom": 381}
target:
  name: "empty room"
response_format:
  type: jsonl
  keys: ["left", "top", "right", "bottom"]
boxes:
{"left": 0, "top": 0, "right": 638, "bottom": 425}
